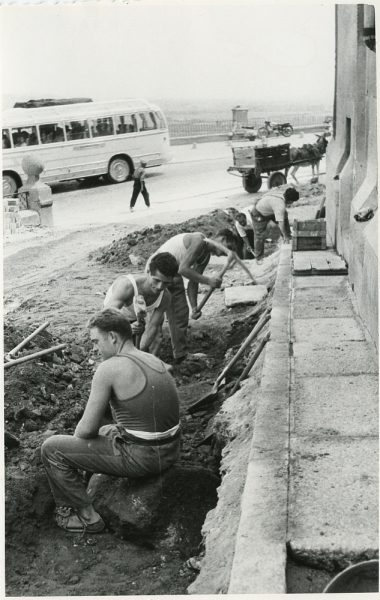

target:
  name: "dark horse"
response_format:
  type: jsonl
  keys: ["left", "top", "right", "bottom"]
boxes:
{"left": 289, "top": 133, "right": 329, "bottom": 184}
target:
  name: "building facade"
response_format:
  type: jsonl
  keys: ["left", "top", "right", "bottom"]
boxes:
{"left": 325, "top": 4, "right": 377, "bottom": 348}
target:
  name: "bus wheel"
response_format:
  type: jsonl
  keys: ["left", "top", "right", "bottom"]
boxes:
{"left": 3, "top": 174, "right": 18, "bottom": 196}
{"left": 268, "top": 171, "right": 287, "bottom": 189}
{"left": 107, "top": 157, "right": 131, "bottom": 183}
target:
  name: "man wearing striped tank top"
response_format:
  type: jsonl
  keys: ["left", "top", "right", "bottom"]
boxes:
{"left": 104, "top": 252, "right": 178, "bottom": 356}
{"left": 41, "top": 308, "right": 180, "bottom": 534}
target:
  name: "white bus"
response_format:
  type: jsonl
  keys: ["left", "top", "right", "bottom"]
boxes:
{"left": 2, "top": 99, "right": 172, "bottom": 195}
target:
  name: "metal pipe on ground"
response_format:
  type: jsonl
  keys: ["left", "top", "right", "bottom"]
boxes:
{"left": 4, "top": 344, "right": 66, "bottom": 369}
{"left": 5, "top": 321, "right": 50, "bottom": 361}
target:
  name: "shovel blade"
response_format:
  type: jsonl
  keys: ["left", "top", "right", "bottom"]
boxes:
{"left": 187, "top": 390, "right": 218, "bottom": 414}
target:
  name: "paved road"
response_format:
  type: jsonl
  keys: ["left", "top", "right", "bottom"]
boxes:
{"left": 44, "top": 132, "right": 324, "bottom": 230}
{"left": 4, "top": 134, "right": 325, "bottom": 259}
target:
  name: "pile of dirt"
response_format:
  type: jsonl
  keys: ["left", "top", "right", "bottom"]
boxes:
{"left": 4, "top": 298, "right": 267, "bottom": 596}
{"left": 296, "top": 182, "right": 325, "bottom": 204}
{"left": 4, "top": 320, "right": 93, "bottom": 444}
{"left": 89, "top": 209, "right": 237, "bottom": 267}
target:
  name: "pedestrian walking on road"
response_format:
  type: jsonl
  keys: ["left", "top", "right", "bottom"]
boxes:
{"left": 130, "top": 160, "right": 150, "bottom": 212}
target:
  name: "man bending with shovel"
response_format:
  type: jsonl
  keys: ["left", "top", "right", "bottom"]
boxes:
{"left": 147, "top": 230, "right": 255, "bottom": 364}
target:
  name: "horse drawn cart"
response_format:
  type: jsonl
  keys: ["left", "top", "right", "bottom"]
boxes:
{"left": 227, "top": 143, "right": 293, "bottom": 193}
{"left": 227, "top": 136, "right": 327, "bottom": 193}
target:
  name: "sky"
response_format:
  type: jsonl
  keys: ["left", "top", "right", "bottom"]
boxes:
{"left": 1, "top": 1, "right": 336, "bottom": 109}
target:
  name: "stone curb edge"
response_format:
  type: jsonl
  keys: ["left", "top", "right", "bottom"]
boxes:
{"left": 227, "top": 244, "right": 291, "bottom": 594}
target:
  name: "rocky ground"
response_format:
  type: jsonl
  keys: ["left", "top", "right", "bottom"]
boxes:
{"left": 4, "top": 183, "right": 326, "bottom": 595}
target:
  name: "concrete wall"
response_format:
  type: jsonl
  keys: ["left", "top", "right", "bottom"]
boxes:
{"left": 325, "top": 4, "right": 378, "bottom": 349}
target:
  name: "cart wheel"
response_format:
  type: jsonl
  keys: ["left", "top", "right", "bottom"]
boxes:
{"left": 243, "top": 173, "right": 262, "bottom": 193}
{"left": 268, "top": 171, "right": 287, "bottom": 189}
{"left": 258, "top": 127, "right": 269, "bottom": 138}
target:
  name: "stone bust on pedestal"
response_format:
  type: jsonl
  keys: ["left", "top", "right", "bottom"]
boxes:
{"left": 19, "top": 155, "right": 53, "bottom": 226}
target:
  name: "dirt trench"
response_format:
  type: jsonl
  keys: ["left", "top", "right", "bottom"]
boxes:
{"left": 4, "top": 206, "right": 278, "bottom": 596}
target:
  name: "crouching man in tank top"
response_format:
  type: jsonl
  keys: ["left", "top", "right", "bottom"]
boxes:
{"left": 103, "top": 252, "right": 179, "bottom": 356}
{"left": 41, "top": 308, "right": 180, "bottom": 534}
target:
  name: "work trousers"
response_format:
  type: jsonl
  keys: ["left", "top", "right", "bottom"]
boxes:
{"left": 242, "top": 230, "right": 255, "bottom": 259}
{"left": 41, "top": 424, "right": 180, "bottom": 509}
{"left": 251, "top": 207, "right": 290, "bottom": 259}
{"left": 166, "top": 275, "right": 189, "bottom": 360}
{"left": 130, "top": 180, "right": 150, "bottom": 208}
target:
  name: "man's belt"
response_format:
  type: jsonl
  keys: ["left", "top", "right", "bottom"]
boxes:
{"left": 116, "top": 425, "right": 181, "bottom": 446}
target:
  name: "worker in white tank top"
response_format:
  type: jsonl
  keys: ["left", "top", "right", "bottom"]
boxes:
{"left": 103, "top": 252, "right": 179, "bottom": 355}
{"left": 147, "top": 231, "right": 240, "bottom": 362}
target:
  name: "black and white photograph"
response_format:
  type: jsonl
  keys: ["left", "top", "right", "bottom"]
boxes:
{"left": 2, "top": 0, "right": 378, "bottom": 596}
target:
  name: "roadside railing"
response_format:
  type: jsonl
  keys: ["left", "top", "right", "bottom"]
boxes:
{"left": 168, "top": 112, "right": 329, "bottom": 141}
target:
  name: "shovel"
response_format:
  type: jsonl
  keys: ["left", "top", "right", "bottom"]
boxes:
{"left": 194, "top": 260, "right": 231, "bottom": 315}
{"left": 187, "top": 308, "right": 271, "bottom": 414}
{"left": 194, "top": 254, "right": 256, "bottom": 315}
{"left": 134, "top": 294, "right": 147, "bottom": 349}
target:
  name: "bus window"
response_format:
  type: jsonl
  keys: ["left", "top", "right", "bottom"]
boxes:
{"left": 149, "top": 112, "right": 158, "bottom": 129}
{"left": 89, "top": 117, "right": 114, "bottom": 137}
{"left": 155, "top": 111, "right": 166, "bottom": 129}
{"left": 115, "top": 114, "right": 138, "bottom": 134}
{"left": 11, "top": 126, "right": 38, "bottom": 147}
{"left": 139, "top": 112, "right": 157, "bottom": 131}
{"left": 39, "top": 122, "right": 65, "bottom": 144}
{"left": 139, "top": 113, "right": 149, "bottom": 131}
{"left": 65, "top": 120, "right": 90, "bottom": 141}
{"left": 2, "top": 129, "right": 11, "bottom": 149}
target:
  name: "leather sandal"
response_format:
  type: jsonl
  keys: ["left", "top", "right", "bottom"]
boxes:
{"left": 55, "top": 506, "right": 105, "bottom": 534}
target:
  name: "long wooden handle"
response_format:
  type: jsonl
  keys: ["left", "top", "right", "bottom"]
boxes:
{"left": 215, "top": 308, "right": 271, "bottom": 387}
{"left": 229, "top": 332, "right": 270, "bottom": 395}
{"left": 4, "top": 343, "right": 66, "bottom": 369}
{"left": 196, "top": 287, "right": 214, "bottom": 313}
{"left": 232, "top": 254, "right": 256, "bottom": 282}
{"left": 195, "top": 260, "right": 231, "bottom": 313}
{"left": 134, "top": 317, "right": 146, "bottom": 349}
{"left": 7, "top": 321, "right": 50, "bottom": 358}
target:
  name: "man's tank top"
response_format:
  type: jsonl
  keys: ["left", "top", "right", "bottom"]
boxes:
{"left": 110, "top": 351, "right": 180, "bottom": 435}
{"left": 104, "top": 274, "right": 164, "bottom": 322}
{"left": 147, "top": 233, "right": 210, "bottom": 272}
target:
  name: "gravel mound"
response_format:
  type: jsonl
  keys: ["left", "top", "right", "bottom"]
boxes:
{"left": 89, "top": 209, "right": 236, "bottom": 267}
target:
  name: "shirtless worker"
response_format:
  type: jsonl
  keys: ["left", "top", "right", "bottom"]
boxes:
{"left": 250, "top": 187, "right": 299, "bottom": 260}
{"left": 41, "top": 308, "right": 180, "bottom": 533}
{"left": 103, "top": 252, "right": 178, "bottom": 356}
{"left": 147, "top": 229, "right": 241, "bottom": 363}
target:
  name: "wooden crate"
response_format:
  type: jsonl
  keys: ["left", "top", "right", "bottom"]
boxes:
{"left": 292, "top": 219, "right": 327, "bottom": 251}
{"left": 255, "top": 143, "right": 290, "bottom": 170}
{"left": 232, "top": 146, "right": 256, "bottom": 168}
